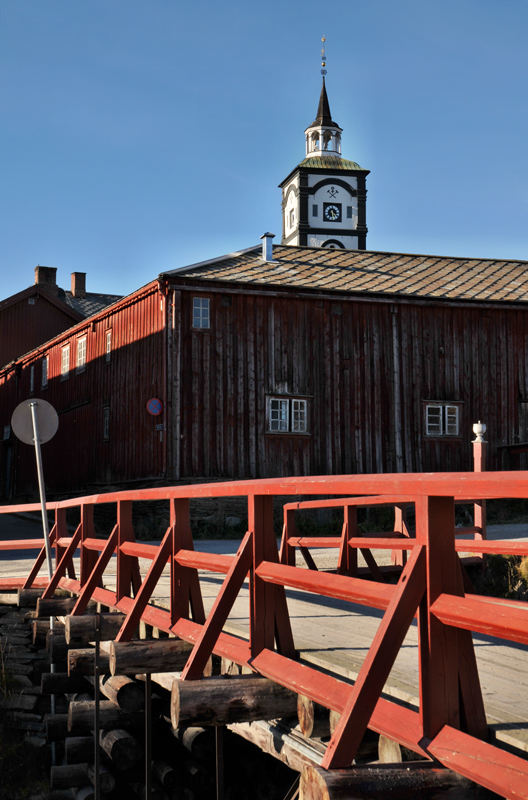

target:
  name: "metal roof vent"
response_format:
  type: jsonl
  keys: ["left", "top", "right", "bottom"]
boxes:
{"left": 260, "top": 232, "right": 275, "bottom": 262}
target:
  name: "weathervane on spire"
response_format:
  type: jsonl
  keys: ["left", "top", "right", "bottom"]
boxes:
{"left": 321, "top": 36, "right": 327, "bottom": 76}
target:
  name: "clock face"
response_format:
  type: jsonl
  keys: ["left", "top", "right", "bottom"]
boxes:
{"left": 324, "top": 203, "right": 342, "bottom": 222}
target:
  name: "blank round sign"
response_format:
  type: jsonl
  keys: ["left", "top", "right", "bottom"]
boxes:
{"left": 11, "top": 399, "right": 59, "bottom": 445}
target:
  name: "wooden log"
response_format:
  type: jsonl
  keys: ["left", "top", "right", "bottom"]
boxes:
{"left": 42, "top": 672, "right": 88, "bottom": 695}
{"left": 100, "top": 728, "right": 142, "bottom": 770}
{"left": 110, "top": 639, "right": 193, "bottom": 675}
{"left": 46, "top": 712, "right": 70, "bottom": 742}
{"left": 17, "top": 588, "right": 45, "bottom": 607}
{"left": 47, "top": 630, "right": 82, "bottom": 662}
{"left": 152, "top": 759, "right": 179, "bottom": 790}
{"left": 174, "top": 726, "right": 216, "bottom": 763}
{"left": 33, "top": 618, "right": 64, "bottom": 646}
{"left": 68, "top": 700, "right": 144, "bottom": 734}
{"left": 378, "top": 734, "right": 427, "bottom": 763}
{"left": 297, "top": 695, "right": 330, "bottom": 739}
{"left": 50, "top": 764, "right": 90, "bottom": 790}
{"left": 68, "top": 647, "right": 110, "bottom": 676}
{"left": 38, "top": 598, "right": 96, "bottom": 617}
{"left": 65, "top": 736, "right": 94, "bottom": 764}
{"left": 130, "top": 782, "right": 167, "bottom": 800}
{"left": 75, "top": 789, "right": 94, "bottom": 800}
{"left": 299, "top": 764, "right": 491, "bottom": 800}
{"left": 86, "top": 674, "right": 145, "bottom": 712}
{"left": 65, "top": 613, "right": 127, "bottom": 644}
{"left": 172, "top": 675, "right": 298, "bottom": 727}
{"left": 50, "top": 763, "right": 115, "bottom": 793}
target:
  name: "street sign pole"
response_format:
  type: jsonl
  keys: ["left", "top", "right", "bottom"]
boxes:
{"left": 29, "top": 401, "right": 54, "bottom": 579}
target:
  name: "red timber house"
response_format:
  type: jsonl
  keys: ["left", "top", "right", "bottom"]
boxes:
{"left": 3, "top": 238, "right": 528, "bottom": 499}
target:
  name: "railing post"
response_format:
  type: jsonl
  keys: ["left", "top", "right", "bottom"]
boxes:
{"left": 116, "top": 500, "right": 134, "bottom": 601}
{"left": 338, "top": 506, "right": 357, "bottom": 577}
{"left": 79, "top": 504, "right": 95, "bottom": 586}
{"left": 279, "top": 508, "right": 296, "bottom": 566}
{"left": 170, "top": 498, "right": 205, "bottom": 625}
{"left": 472, "top": 421, "right": 487, "bottom": 542}
{"left": 249, "top": 494, "right": 277, "bottom": 656}
{"left": 417, "top": 495, "right": 460, "bottom": 740}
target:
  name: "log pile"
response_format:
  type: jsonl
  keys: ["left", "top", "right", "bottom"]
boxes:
{"left": 0, "top": 591, "right": 495, "bottom": 800}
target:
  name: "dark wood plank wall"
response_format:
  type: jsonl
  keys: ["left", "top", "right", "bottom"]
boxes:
{"left": 1, "top": 285, "right": 166, "bottom": 496}
{"left": 0, "top": 295, "right": 79, "bottom": 368}
{"left": 173, "top": 286, "right": 528, "bottom": 479}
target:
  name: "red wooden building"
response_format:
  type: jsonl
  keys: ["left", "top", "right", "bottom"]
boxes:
{"left": 2, "top": 239, "right": 528, "bottom": 498}
{"left": 0, "top": 266, "right": 121, "bottom": 369}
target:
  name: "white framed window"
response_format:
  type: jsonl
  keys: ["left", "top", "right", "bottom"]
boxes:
{"left": 425, "top": 403, "right": 460, "bottom": 436}
{"left": 29, "top": 365, "right": 34, "bottom": 394}
{"left": 41, "top": 355, "right": 48, "bottom": 388}
{"left": 76, "top": 336, "right": 87, "bottom": 373}
{"left": 61, "top": 345, "right": 70, "bottom": 379}
{"left": 267, "top": 397, "right": 308, "bottom": 434}
{"left": 103, "top": 406, "right": 110, "bottom": 440}
{"left": 192, "top": 297, "right": 210, "bottom": 329}
{"left": 105, "top": 330, "right": 112, "bottom": 363}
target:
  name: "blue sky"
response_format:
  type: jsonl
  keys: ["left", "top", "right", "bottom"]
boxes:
{"left": 1, "top": 0, "right": 527, "bottom": 299}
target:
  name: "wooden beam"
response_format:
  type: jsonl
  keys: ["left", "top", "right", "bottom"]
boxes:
{"left": 110, "top": 638, "right": 193, "bottom": 675}
{"left": 172, "top": 675, "right": 298, "bottom": 727}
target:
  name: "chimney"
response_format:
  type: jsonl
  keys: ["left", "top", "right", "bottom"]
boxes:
{"left": 71, "top": 272, "right": 86, "bottom": 298}
{"left": 34, "top": 265, "right": 58, "bottom": 296}
{"left": 260, "top": 232, "right": 275, "bottom": 262}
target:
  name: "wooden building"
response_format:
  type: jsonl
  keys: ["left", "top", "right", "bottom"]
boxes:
{"left": 0, "top": 266, "right": 121, "bottom": 368}
{"left": 2, "top": 238, "right": 528, "bottom": 498}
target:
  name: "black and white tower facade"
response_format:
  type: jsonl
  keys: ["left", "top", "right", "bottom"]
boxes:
{"left": 279, "top": 41, "right": 369, "bottom": 249}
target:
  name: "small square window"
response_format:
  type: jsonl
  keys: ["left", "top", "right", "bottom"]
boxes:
{"left": 425, "top": 404, "right": 460, "bottom": 436}
{"left": 267, "top": 397, "right": 309, "bottom": 434}
{"left": 61, "top": 345, "right": 70, "bottom": 379}
{"left": 313, "top": 205, "right": 318, "bottom": 217}
{"left": 105, "top": 330, "right": 112, "bottom": 363}
{"left": 193, "top": 298, "right": 210, "bottom": 329}
{"left": 76, "top": 336, "right": 87, "bottom": 373}
{"left": 41, "top": 356, "right": 48, "bottom": 388}
{"left": 347, "top": 206, "right": 353, "bottom": 219}
{"left": 269, "top": 399, "right": 289, "bottom": 432}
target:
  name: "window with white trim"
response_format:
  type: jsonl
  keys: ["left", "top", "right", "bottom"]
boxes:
{"left": 41, "top": 356, "right": 48, "bottom": 388}
{"left": 76, "top": 336, "right": 87, "bottom": 373}
{"left": 425, "top": 404, "right": 460, "bottom": 436}
{"left": 61, "top": 345, "right": 70, "bottom": 379}
{"left": 105, "top": 330, "right": 112, "bottom": 363}
{"left": 192, "top": 298, "right": 210, "bottom": 329}
{"left": 267, "top": 397, "right": 308, "bottom": 433}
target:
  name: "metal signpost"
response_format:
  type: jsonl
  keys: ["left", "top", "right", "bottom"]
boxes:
{"left": 11, "top": 398, "right": 59, "bottom": 763}
{"left": 11, "top": 399, "right": 59, "bottom": 580}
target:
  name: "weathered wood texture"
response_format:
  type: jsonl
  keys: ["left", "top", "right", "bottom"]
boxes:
{"left": 68, "top": 646, "right": 110, "bottom": 676}
{"left": 65, "top": 613, "right": 127, "bottom": 644}
{"left": 171, "top": 675, "right": 298, "bottom": 727}
{"left": 299, "top": 764, "right": 500, "bottom": 800}
{"left": 110, "top": 638, "right": 193, "bottom": 675}
{"left": 68, "top": 700, "right": 144, "bottom": 733}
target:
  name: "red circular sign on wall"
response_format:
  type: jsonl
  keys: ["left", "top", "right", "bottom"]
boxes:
{"left": 146, "top": 398, "right": 163, "bottom": 416}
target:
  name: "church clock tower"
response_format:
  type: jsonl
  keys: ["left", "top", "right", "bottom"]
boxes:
{"left": 279, "top": 41, "right": 369, "bottom": 250}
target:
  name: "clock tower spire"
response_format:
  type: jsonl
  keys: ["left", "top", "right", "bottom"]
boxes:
{"left": 279, "top": 39, "right": 369, "bottom": 250}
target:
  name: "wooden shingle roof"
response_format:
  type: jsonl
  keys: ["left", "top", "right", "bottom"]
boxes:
{"left": 166, "top": 245, "right": 528, "bottom": 304}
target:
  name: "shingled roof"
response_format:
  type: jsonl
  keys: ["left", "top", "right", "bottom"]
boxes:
{"left": 165, "top": 244, "right": 528, "bottom": 304}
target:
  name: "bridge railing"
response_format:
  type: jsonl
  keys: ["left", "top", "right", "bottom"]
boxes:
{"left": 0, "top": 471, "right": 527, "bottom": 799}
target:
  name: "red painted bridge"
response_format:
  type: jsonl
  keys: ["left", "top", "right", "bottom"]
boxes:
{"left": 1, "top": 471, "right": 528, "bottom": 799}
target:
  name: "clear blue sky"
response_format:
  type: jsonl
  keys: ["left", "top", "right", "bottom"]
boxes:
{"left": 1, "top": 0, "right": 527, "bottom": 300}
